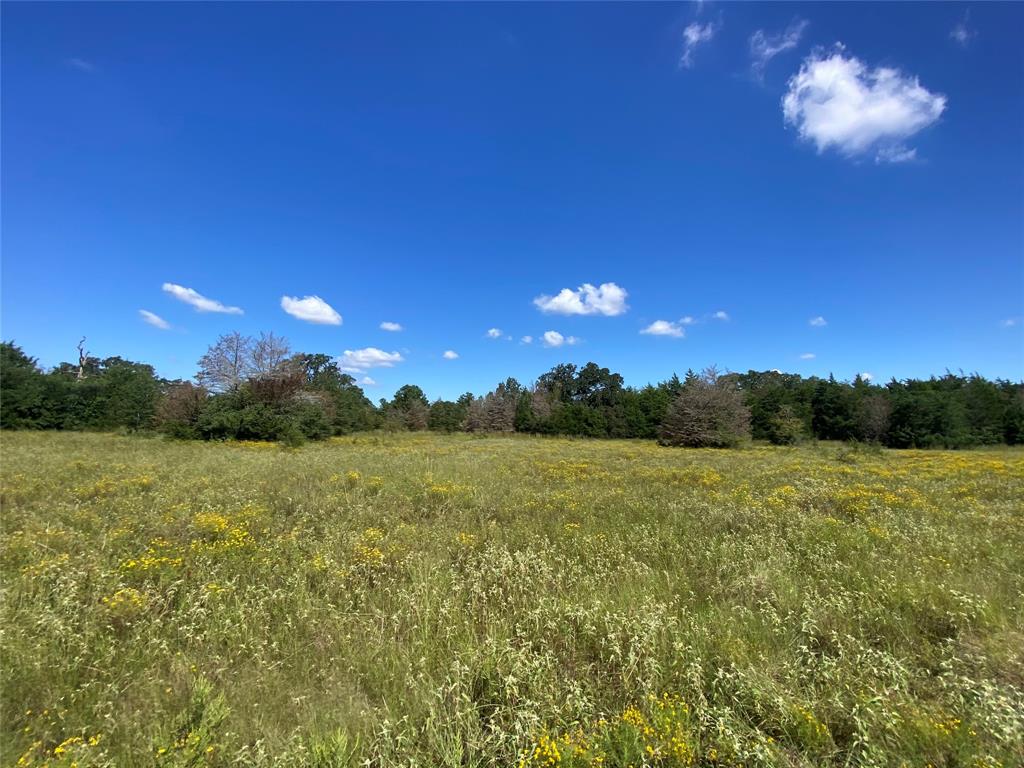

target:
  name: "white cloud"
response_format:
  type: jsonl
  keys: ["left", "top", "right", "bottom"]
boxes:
{"left": 360, "top": 376, "right": 377, "bottom": 387}
{"left": 486, "top": 328, "right": 503, "bottom": 338}
{"left": 139, "top": 310, "right": 170, "bottom": 330}
{"left": 680, "top": 316, "right": 697, "bottom": 325}
{"left": 680, "top": 21, "right": 718, "bottom": 69}
{"left": 534, "top": 282, "right": 628, "bottom": 316}
{"left": 712, "top": 310, "right": 729, "bottom": 321}
{"left": 521, "top": 335, "right": 533, "bottom": 344}
{"left": 162, "top": 283, "right": 243, "bottom": 314}
{"left": 640, "top": 320, "right": 686, "bottom": 338}
{"left": 380, "top": 321, "right": 403, "bottom": 332}
{"left": 782, "top": 45, "right": 946, "bottom": 162}
{"left": 860, "top": 372, "right": 874, "bottom": 381}
{"left": 875, "top": 145, "right": 917, "bottom": 164}
{"left": 68, "top": 57, "right": 96, "bottom": 73}
{"left": 950, "top": 11, "right": 975, "bottom": 48}
{"left": 542, "top": 330, "right": 579, "bottom": 348}
{"left": 338, "top": 347, "right": 403, "bottom": 373}
{"left": 280, "top": 295, "right": 342, "bottom": 325}
{"left": 442, "top": 350, "right": 459, "bottom": 360}
{"left": 799, "top": 352, "right": 816, "bottom": 360}
{"left": 750, "top": 18, "right": 808, "bottom": 79}
{"left": 809, "top": 316, "right": 827, "bottom": 327}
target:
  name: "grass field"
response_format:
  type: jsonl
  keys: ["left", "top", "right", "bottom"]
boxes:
{"left": 2, "top": 432, "right": 1022, "bottom": 768}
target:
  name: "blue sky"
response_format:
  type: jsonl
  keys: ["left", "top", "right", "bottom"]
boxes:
{"left": 2, "top": 2, "right": 1022, "bottom": 400}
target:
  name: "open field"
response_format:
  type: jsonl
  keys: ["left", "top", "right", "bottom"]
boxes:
{"left": 2, "top": 432, "right": 1022, "bottom": 767}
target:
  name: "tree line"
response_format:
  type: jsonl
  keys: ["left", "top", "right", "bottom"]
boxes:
{"left": 2, "top": 334, "right": 1022, "bottom": 448}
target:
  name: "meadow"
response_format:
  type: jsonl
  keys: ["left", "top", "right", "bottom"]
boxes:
{"left": 1, "top": 432, "right": 1022, "bottom": 768}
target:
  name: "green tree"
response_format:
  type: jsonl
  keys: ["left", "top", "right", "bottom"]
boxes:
{"left": 96, "top": 357, "right": 162, "bottom": 430}
{"left": 0, "top": 342, "right": 46, "bottom": 429}
{"left": 811, "top": 376, "right": 856, "bottom": 441}
{"left": 428, "top": 400, "right": 465, "bottom": 432}
{"left": 291, "top": 353, "right": 377, "bottom": 433}
{"left": 386, "top": 385, "right": 429, "bottom": 431}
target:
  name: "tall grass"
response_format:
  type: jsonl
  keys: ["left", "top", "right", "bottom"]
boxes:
{"left": 2, "top": 431, "right": 1021, "bottom": 767}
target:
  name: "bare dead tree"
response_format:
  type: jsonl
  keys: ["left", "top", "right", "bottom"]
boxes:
{"left": 251, "top": 331, "right": 291, "bottom": 379}
{"left": 197, "top": 332, "right": 254, "bottom": 393}
{"left": 403, "top": 399, "right": 430, "bottom": 431}
{"left": 463, "top": 397, "right": 486, "bottom": 432}
{"left": 659, "top": 367, "right": 751, "bottom": 447}
{"left": 858, "top": 393, "right": 892, "bottom": 443}
{"left": 530, "top": 385, "right": 555, "bottom": 421}
{"left": 77, "top": 337, "right": 89, "bottom": 380}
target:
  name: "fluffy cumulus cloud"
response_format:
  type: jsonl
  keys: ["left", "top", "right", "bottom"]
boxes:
{"left": 860, "top": 372, "right": 874, "bottom": 381}
{"left": 380, "top": 321, "right": 403, "bottom": 332}
{"left": 162, "top": 283, "right": 243, "bottom": 314}
{"left": 139, "top": 310, "right": 170, "bottom": 330}
{"left": 680, "top": 21, "right": 718, "bottom": 69}
{"left": 750, "top": 18, "right": 808, "bottom": 79}
{"left": 809, "top": 315, "right": 827, "bottom": 327}
{"left": 800, "top": 352, "right": 816, "bottom": 360}
{"left": 360, "top": 376, "right": 377, "bottom": 387}
{"left": 782, "top": 46, "right": 947, "bottom": 163}
{"left": 338, "top": 347, "right": 403, "bottom": 374}
{"left": 640, "top": 320, "right": 686, "bottom": 338}
{"left": 280, "top": 295, "right": 342, "bottom": 325}
{"left": 486, "top": 328, "right": 503, "bottom": 338}
{"left": 534, "top": 282, "right": 628, "bottom": 317}
{"left": 442, "top": 350, "right": 459, "bottom": 360}
{"left": 712, "top": 310, "right": 729, "bottom": 321}
{"left": 542, "top": 330, "right": 579, "bottom": 348}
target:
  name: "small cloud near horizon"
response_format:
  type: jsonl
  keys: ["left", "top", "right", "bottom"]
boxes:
{"left": 162, "top": 283, "right": 243, "bottom": 315}
{"left": 338, "top": 347, "right": 403, "bottom": 374}
{"left": 542, "top": 330, "right": 579, "bottom": 348}
{"left": 281, "top": 295, "right": 342, "bottom": 325}
{"left": 139, "top": 310, "right": 170, "bottom": 330}
{"left": 534, "top": 282, "right": 628, "bottom": 317}
{"left": 640, "top": 320, "right": 686, "bottom": 338}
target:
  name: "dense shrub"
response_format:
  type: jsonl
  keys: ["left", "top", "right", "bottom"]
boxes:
{"left": 767, "top": 404, "right": 807, "bottom": 445}
{"left": 428, "top": 400, "right": 466, "bottom": 432}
